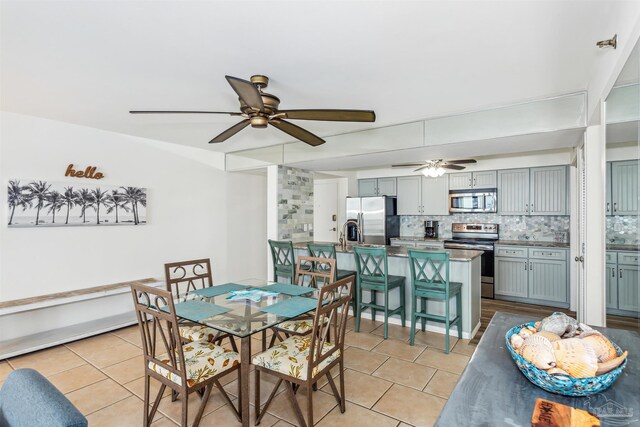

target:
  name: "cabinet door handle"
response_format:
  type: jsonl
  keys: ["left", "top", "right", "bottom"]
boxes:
{"left": 530, "top": 262, "right": 533, "bottom": 270}
{"left": 469, "top": 178, "right": 472, "bottom": 187}
{"left": 524, "top": 262, "right": 527, "bottom": 271}
{"left": 612, "top": 268, "right": 616, "bottom": 278}
{"left": 525, "top": 203, "right": 529, "bottom": 213}
{"left": 606, "top": 202, "right": 611, "bottom": 213}
{"left": 613, "top": 203, "right": 617, "bottom": 212}
{"left": 619, "top": 269, "right": 622, "bottom": 278}
{"left": 531, "top": 203, "right": 534, "bottom": 213}
{"left": 473, "top": 178, "right": 476, "bottom": 186}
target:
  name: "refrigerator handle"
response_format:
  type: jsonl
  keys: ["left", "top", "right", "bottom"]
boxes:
{"left": 359, "top": 212, "right": 364, "bottom": 243}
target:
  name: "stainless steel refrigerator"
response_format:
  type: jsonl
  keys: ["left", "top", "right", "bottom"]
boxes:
{"left": 345, "top": 196, "right": 400, "bottom": 245}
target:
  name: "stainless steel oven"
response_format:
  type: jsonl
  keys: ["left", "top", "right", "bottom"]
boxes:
{"left": 448, "top": 189, "right": 497, "bottom": 213}
{"left": 444, "top": 223, "right": 499, "bottom": 298}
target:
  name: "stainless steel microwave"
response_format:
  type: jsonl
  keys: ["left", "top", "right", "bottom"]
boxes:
{"left": 448, "top": 189, "right": 497, "bottom": 213}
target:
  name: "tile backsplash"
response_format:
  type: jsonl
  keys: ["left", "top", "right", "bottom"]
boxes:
{"left": 277, "top": 166, "right": 313, "bottom": 242}
{"left": 401, "top": 214, "right": 570, "bottom": 242}
{"left": 607, "top": 215, "right": 639, "bottom": 244}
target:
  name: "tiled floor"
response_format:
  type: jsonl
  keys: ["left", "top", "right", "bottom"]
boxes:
{"left": 0, "top": 317, "right": 476, "bottom": 427}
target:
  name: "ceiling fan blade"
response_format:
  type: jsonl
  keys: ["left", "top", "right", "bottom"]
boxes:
{"left": 392, "top": 163, "right": 426, "bottom": 168}
{"left": 444, "top": 159, "right": 477, "bottom": 164}
{"left": 129, "top": 110, "right": 239, "bottom": 114}
{"left": 270, "top": 119, "right": 325, "bottom": 146}
{"left": 209, "top": 119, "right": 251, "bottom": 143}
{"left": 443, "top": 164, "right": 466, "bottom": 170}
{"left": 279, "top": 109, "right": 376, "bottom": 122}
{"left": 413, "top": 165, "right": 431, "bottom": 172}
{"left": 225, "top": 75, "right": 264, "bottom": 112}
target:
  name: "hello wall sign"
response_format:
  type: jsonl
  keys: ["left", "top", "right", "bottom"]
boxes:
{"left": 65, "top": 164, "right": 105, "bottom": 179}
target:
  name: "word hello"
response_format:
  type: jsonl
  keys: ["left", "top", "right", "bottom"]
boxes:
{"left": 65, "top": 164, "right": 105, "bottom": 179}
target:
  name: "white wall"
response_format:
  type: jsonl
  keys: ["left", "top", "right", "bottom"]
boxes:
{"left": 0, "top": 112, "right": 267, "bottom": 301}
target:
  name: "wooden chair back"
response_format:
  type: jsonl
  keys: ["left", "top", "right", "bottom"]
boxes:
{"left": 295, "top": 256, "right": 335, "bottom": 289}
{"left": 307, "top": 275, "right": 353, "bottom": 378}
{"left": 164, "top": 258, "right": 212, "bottom": 299}
{"left": 130, "top": 283, "right": 186, "bottom": 388}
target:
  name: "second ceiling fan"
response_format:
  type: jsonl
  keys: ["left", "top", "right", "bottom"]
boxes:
{"left": 392, "top": 159, "right": 477, "bottom": 176}
{"left": 130, "top": 75, "right": 376, "bottom": 147}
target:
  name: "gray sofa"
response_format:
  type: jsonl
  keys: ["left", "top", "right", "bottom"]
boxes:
{"left": 0, "top": 368, "right": 87, "bottom": 427}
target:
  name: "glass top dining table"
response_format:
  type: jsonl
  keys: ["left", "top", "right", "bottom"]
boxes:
{"left": 173, "top": 278, "right": 321, "bottom": 338}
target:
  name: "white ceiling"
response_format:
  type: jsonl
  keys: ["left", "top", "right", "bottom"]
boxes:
{"left": 0, "top": 0, "right": 623, "bottom": 157}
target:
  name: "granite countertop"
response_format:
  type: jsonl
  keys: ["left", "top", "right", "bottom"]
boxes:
{"left": 607, "top": 243, "right": 640, "bottom": 251}
{"left": 391, "top": 236, "right": 445, "bottom": 243}
{"left": 293, "top": 241, "right": 483, "bottom": 261}
{"left": 495, "top": 240, "right": 570, "bottom": 248}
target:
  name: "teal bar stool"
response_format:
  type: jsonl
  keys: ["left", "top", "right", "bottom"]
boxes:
{"left": 308, "top": 242, "right": 357, "bottom": 313}
{"left": 407, "top": 249, "right": 462, "bottom": 353}
{"left": 268, "top": 239, "right": 296, "bottom": 284}
{"left": 353, "top": 246, "right": 406, "bottom": 339}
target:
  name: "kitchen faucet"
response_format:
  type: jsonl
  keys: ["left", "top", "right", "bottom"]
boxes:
{"left": 339, "top": 219, "right": 362, "bottom": 250}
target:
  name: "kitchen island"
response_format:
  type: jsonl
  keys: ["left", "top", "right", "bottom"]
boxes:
{"left": 294, "top": 242, "right": 483, "bottom": 339}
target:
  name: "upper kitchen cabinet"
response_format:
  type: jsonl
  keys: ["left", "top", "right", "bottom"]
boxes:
{"left": 498, "top": 166, "right": 568, "bottom": 215}
{"left": 396, "top": 175, "right": 449, "bottom": 216}
{"left": 610, "top": 160, "right": 639, "bottom": 216}
{"left": 529, "top": 166, "right": 567, "bottom": 215}
{"left": 497, "top": 169, "right": 529, "bottom": 215}
{"left": 358, "top": 177, "right": 397, "bottom": 197}
{"left": 449, "top": 171, "right": 497, "bottom": 190}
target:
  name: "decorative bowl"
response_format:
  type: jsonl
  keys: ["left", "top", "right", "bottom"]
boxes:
{"left": 505, "top": 322, "right": 627, "bottom": 397}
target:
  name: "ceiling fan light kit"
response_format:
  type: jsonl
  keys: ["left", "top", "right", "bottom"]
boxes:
{"left": 130, "top": 74, "right": 376, "bottom": 147}
{"left": 392, "top": 159, "right": 477, "bottom": 177}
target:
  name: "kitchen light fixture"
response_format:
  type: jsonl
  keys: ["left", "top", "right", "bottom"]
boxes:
{"left": 392, "top": 159, "right": 476, "bottom": 176}
{"left": 421, "top": 165, "right": 446, "bottom": 177}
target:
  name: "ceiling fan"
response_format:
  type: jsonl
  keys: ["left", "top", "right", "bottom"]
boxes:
{"left": 392, "top": 159, "right": 477, "bottom": 177}
{"left": 130, "top": 75, "right": 376, "bottom": 147}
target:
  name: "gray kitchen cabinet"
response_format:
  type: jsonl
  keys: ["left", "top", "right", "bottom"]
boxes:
{"left": 495, "top": 257, "right": 528, "bottom": 298}
{"left": 528, "top": 259, "right": 567, "bottom": 303}
{"left": 606, "top": 162, "right": 613, "bottom": 215}
{"left": 396, "top": 175, "right": 449, "bottom": 216}
{"left": 421, "top": 176, "right": 449, "bottom": 215}
{"left": 358, "top": 177, "right": 397, "bottom": 197}
{"left": 611, "top": 160, "right": 639, "bottom": 215}
{"left": 495, "top": 245, "right": 569, "bottom": 307}
{"left": 617, "top": 265, "right": 639, "bottom": 312}
{"left": 606, "top": 263, "right": 618, "bottom": 309}
{"left": 449, "top": 170, "right": 497, "bottom": 190}
{"left": 530, "top": 166, "right": 567, "bottom": 215}
{"left": 498, "top": 169, "right": 529, "bottom": 215}
{"left": 396, "top": 176, "right": 422, "bottom": 215}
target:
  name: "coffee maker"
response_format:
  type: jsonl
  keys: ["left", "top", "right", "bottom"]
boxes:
{"left": 425, "top": 220, "right": 439, "bottom": 238}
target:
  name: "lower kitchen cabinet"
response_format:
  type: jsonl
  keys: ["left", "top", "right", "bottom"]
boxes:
{"left": 606, "top": 251, "right": 639, "bottom": 316}
{"left": 494, "top": 245, "right": 569, "bottom": 307}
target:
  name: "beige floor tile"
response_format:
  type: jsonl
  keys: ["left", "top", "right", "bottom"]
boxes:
{"left": 102, "top": 355, "right": 145, "bottom": 384}
{"left": 271, "top": 421, "right": 296, "bottom": 427}
{"left": 373, "top": 357, "right": 436, "bottom": 390}
{"left": 411, "top": 330, "right": 459, "bottom": 351}
{"left": 73, "top": 340, "right": 142, "bottom": 369}
{"left": 222, "top": 369, "right": 284, "bottom": 406}
{"left": 371, "top": 322, "right": 412, "bottom": 341}
{"left": 66, "top": 378, "right": 132, "bottom": 415}
{"left": 67, "top": 333, "right": 131, "bottom": 354}
{"left": 398, "top": 423, "right": 413, "bottom": 427}
{"left": 451, "top": 339, "right": 477, "bottom": 357}
{"left": 151, "top": 418, "right": 178, "bottom": 427}
{"left": 414, "top": 348, "right": 470, "bottom": 375}
{"left": 371, "top": 338, "right": 426, "bottom": 362}
{"left": 86, "top": 395, "right": 166, "bottom": 427}
{"left": 321, "top": 368, "right": 392, "bottom": 409}
{"left": 316, "top": 401, "right": 398, "bottom": 427}
{"left": 343, "top": 347, "right": 388, "bottom": 374}
{"left": 157, "top": 387, "right": 227, "bottom": 424}
{"left": 373, "top": 383, "right": 446, "bottom": 427}
{"left": 111, "top": 326, "right": 143, "bottom": 347}
{"left": 8, "top": 346, "right": 86, "bottom": 377}
{"left": 344, "top": 331, "right": 383, "bottom": 351}
{"left": 123, "top": 376, "right": 172, "bottom": 401}
{"left": 423, "top": 370, "right": 460, "bottom": 399}
{"left": 48, "top": 364, "right": 107, "bottom": 394}
{"left": 345, "top": 317, "right": 381, "bottom": 333}
{"left": 200, "top": 400, "right": 279, "bottom": 427}
{"left": 265, "top": 388, "right": 338, "bottom": 426}
{"left": 0, "top": 361, "right": 14, "bottom": 381}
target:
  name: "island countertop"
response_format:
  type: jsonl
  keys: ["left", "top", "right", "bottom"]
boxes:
{"left": 293, "top": 241, "right": 483, "bottom": 262}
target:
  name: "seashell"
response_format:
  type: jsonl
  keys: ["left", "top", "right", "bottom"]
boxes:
{"left": 519, "top": 328, "right": 534, "bottom": 338}
{"left": 520, "top": 335, "right": 556, "bottom": 370}
{"left": 533, "top": 331, "right": 561, "bottom": 342}
{"left": 553, "top": 338, "right": 598, "bottom": 378}
{"left": 539, "top": 312, "right": 578, "bottom": 337}
{"left": 577, "top": 322, "right": 594, "bottom": 334}
{"left": 577, "top": 328, "right": 602, "bottom": 339}
{"left": 596, "top": 351, "right": 628, "bottom": 375}
{"left": 547, "top": 367, "right": 571, "bottom": 377}
{"left": 510, "top": 334, "right": 525, "bottom": 350}
{"left": 533, "top": 321, "right": 541, "bottom": 331}
{"left": 581, "top": 333, "right": 618, "bottom": 363}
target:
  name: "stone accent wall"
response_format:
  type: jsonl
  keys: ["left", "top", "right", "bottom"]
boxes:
{"left": 607, "top": 215, "right": 639, "bottom": 244}
{"left": 277, "top": 166, "right": 313, "bottom": 242}
{"left": 401, "top": 214, "right": 570, "bottom": 243}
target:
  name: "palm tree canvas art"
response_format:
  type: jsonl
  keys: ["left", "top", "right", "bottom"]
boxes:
{"left": 7, "top": 179, "right": 147, "bottom": 227}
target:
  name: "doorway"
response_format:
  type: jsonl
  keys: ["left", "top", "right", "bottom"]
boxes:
{"left": 313, "top": 180, "right": 339, "bottom": 242}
